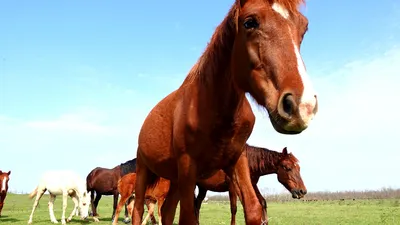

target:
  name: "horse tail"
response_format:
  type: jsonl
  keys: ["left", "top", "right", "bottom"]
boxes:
{"left": 146, "top": 175, "right": 160, "bottom": 190}
{"left": 28, "top": 187, "right": 38, "bottom": 199}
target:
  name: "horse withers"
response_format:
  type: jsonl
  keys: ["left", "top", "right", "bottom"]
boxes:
{"left": 86, "top": 158, "right": 136, "bottom": 223}
{"left": 195, "top": 145, "right": 307, "bottom": 224}
{"left": 132, "top": 0, "right": 318, "bottom": 224}
{"left": 0, "top": 170, "right": 11, "bottom": 217}
{"left": 27, "top": 170, "right": 91, "bottom": 225}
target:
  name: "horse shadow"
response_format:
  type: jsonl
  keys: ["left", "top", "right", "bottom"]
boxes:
{"left": 0, "top": 215, "right": 20, "bottom": 223}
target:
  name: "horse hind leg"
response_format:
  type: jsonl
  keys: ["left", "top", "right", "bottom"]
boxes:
{"left": 28, "top": 187, "right": 47, "bottom": 224}
{"left": 61, "top": 191, "right": 69, "bottom": 225}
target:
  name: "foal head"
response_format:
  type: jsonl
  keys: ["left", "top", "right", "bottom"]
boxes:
{"left": 78, "top": 189, "right": 91, "bottom": 219}
{"left": 231, "top": 0, "right": 318, "bottom": 134}
{"left": 276, "top": 147, "right": 306, "bottom": 199}
{"left": 0, "top": 170, "right": 11, "bottom": 194}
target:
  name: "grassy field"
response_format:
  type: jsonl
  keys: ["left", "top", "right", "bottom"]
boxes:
{"left": 1, "top": 194, "right": 400, "bottom": 225}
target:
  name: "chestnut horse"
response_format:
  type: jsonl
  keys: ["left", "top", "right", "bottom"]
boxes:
{"left": 195, "top": 145, "right": 306, "bottom": 224}
{"left": 0, "top": 170, "right": 11, "bottom": 217}
{"left": 132, "top": 0, "right": 318, "bottom": 224}
{"left": 113, "top": 173, "right": 170, "bottom": 225}
{"left": 86, "top": 158, "right": 136, "bottom": 222}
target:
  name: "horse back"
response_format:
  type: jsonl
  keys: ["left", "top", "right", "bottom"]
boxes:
{"left": 86, "top": 167, "right": 120, "bottom": 193}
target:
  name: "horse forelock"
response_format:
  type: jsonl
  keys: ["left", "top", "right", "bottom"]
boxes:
{"left": 270, "top": 0, "right": 305, "bottom": 14}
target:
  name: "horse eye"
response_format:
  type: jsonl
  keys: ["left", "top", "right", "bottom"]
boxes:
{"left": 243, "top": 18, "right": 259, "bottom": 29}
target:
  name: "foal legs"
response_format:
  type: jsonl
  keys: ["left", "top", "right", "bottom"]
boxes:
{"left": 48, "top": 194, "right": 58, "bottom": 223}
{"left": 28, "top": 187, "right": 46, "bottom": 224}
{"left": 113, "top": 191, "right": 132, "bottom": 225}
{"left": 229, "top": 153, "right": 262, "bottom": 225}
{"left": 141, "top": 200, "right": 155, "bottom": 225}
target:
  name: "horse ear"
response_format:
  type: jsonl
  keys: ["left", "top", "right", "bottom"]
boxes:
{"left": 282, "top": 147, "right": 288, "bottom": 155}
{"left": 7, "top": 171, "right": 11, "bottom": 175}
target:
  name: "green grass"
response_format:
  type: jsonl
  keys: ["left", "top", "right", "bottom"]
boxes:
{"left": 1, "top": 194, "right": 400, "bottom": 224}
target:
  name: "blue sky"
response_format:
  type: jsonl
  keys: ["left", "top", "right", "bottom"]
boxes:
{"left": 1, "top": 0, "right": 400, "bottom": 195}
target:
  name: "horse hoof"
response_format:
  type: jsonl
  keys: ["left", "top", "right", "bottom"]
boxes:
{"left": 123, "top": 218, "right": 131, "bottom": 224}
{"left": 93, "top": 217, "right": 100, "bottom": 222}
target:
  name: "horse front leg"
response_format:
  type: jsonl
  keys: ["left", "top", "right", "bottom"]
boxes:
{"left": 132, "top": 155, "right": 152, "bottom": 225}
{"left": 67, "top": 194, "right": 79, "bottom": 222}
{"left": 92, "top": 193, "right": 102, "bottom": 222}
{"left": 229, "top": 153, "right": 262, "bottom": 225}
{"left": 194, "top": 186, "right": 207, "bottom": 223}
{"left": 161, "top": 182, "right": 179, "bottom": 225}
{"left": 112, "top": 192, "right": 119, "bottom": 222}
{"left": 177, "top": 154, "right": 197, "bottom": 225}
{"left": 253, "top": 184, "right": 268, "bottom": 223}
{"left": 61, "top": 192, "right": 69, "bottom": 225}
{"left": 228, "top": 183, "right": 238, "bottom": 225}
{"left": 48, "top": 194, "right": 58, "bottom": 223}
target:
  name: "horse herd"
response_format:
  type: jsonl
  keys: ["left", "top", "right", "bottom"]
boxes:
{"left": 0, "top": 144, "right": 305, "bottom": 225}
{"left": 2, "top": 0, "right": 320, "bottom": 224}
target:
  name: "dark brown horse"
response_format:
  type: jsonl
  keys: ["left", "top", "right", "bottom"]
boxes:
{"left": 86, "top": 159, "right": 136, "bottom": 223}
{"left": 0, "top": 170, "right": 11, "bottom": 217}
{"left": 113, "top": 173, "right": 170, "bottom": 225}
{"left": 194, "top": 144, "right": 306, "bottom": 224}
{"left": 132, "top": 0, "right": 318, "bottom": 224}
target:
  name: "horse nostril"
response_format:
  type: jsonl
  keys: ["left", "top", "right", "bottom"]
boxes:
{"left": 300, "top": 189, "right": 307, "bottom": 195}
{"left": 281, "top": 93, "right": 295, "bottom": 117}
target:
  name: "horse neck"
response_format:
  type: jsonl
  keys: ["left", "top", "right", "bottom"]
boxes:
{"left": 246, "top": 145, "right": 281, "bottom": 176}
{"left": 183, "top": 5, "right": 243, "bottom": 114}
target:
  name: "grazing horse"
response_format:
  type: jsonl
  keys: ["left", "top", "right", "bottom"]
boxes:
{"left": 27, "top": 170, "right": 91, "bottom": 225}
{"left": 0, "top": 170, "right": 11, "bottom": 217}
{"left": 132, "top": 0, "right": 318, "bottom": 224}
{"left": 194, "top": 145, "right": 306, "bottom": 224}
{"left": 113, "top": 173, "right": 170, "bottom": 225}
{"left": 86, "top": 158, "right": 136, "bottom": 222}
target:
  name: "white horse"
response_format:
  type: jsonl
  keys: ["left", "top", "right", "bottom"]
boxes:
{"left": 27, "top": 170, "right": 91, "bottom": 225}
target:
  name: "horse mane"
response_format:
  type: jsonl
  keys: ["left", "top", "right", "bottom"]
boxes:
{"left": 120, "top": 158, "right": 137, "bottom": 176}
{"left": 245, "top": 144, "right": 281, "bottom": 173}
{"left": 183, "top": 4, "right": 238, "bottom": 86}
{"left": 245, "top": 144, "right": 299, "bottom": 173}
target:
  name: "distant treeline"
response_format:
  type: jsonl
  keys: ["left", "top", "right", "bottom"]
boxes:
{"left": 207, "top": 187, "right": 400, "bottom": 202}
